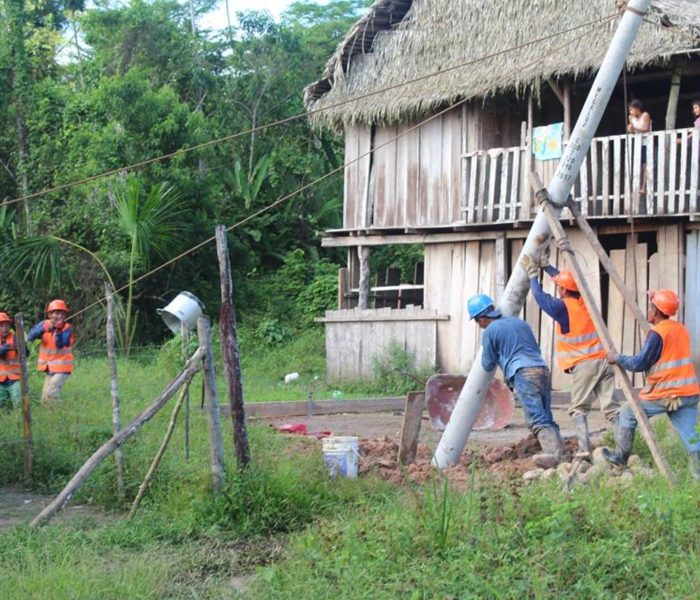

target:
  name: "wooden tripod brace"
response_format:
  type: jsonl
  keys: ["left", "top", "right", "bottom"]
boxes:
{"left": 529, "top": 173, "right": 675, "bottom": 484}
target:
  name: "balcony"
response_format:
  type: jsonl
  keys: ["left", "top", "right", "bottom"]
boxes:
{"left": 462, "top": 127, "right": 700, "bottom": 224}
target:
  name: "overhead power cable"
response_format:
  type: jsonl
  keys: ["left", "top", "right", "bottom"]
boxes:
{"left": 69, "top": 15, "right": 617, "bottom": 321}
{"left": 2, "top": 13, "right": 619, "bottom": 209}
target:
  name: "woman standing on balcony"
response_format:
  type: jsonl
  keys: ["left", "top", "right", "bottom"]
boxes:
{"left": 627, "top": 99, "right": 652, "bottom": 194}
{"left": 692, "top": 99, "right": 700, "bottom": 129}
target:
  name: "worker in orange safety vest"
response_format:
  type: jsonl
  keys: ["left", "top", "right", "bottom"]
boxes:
{"left": 0, "top": 312, "right": 22, "bottom": 409}
{"left": 521, "top": 254, "right": 620, "bottom": 456}
{"left": 604, "top": 289, "right": 700, "bottom": 479}
{"left": 27, "top": 299, "right": 74, "bottom": 404}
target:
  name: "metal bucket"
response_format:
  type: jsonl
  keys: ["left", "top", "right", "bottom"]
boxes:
{"left": 157, "top": 291, "right": 205, "bottom": 333}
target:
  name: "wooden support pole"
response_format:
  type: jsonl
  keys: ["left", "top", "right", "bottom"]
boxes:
{"left": 532, "top": 183, "right": 675, "bottom": 484}
{"left": 665, "top": 63, "right": 683, "bottom": 131}
{"left": 215, "top": 225, "right": 250, "bottom": 469}
{"left": 197, "top": 316, "right": 225, "bottom": 493}
{"left": 14, "top": 314, "right": 32, "bottom": 482}
{"left": 105, "top": 285, "right": 125, "bottom": 501}
{"left": 31, "top": 347, "right": 205, "bottom": 527}
{"left": 358, "top": 246, "right": 371, "bottom": 309}
{"left": 398, "top": 391, "right": 425, "bottom": 465}
{"left": 563, "top": 81, "right": 572, "bottom": 141}
{"left": 181, "top": 323, "right": 191, "bottom": 461}
{"left": 565, "top": 199, "right": 649, "bottom": 333}
{"left": 128, "top": 378, "right": 194, "bottom": 519}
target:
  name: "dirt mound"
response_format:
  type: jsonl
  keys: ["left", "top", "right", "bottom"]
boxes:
{"left": 358, "top": 433, "right": 566, "bottom": 485}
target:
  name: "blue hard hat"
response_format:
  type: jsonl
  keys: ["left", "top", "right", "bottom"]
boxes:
{"left": 467, "top": 294, "right": 500, "bottom": 320}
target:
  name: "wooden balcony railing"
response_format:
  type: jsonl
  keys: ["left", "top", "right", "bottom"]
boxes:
{"left": 462, "top": 127, "right": 700, "bottom": 223}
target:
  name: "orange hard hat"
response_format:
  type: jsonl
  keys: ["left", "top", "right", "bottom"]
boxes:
{"left": 552, "top": 270, "right": 579, "bottom": 292}
{"left": 648, "top": 289, "right": 679, "bottom": 317}
{"left": 47, "top": 299, "right": 69, "bottom": 313}
{"left": 0, "top": 312, "right": 11, "bottom": 323}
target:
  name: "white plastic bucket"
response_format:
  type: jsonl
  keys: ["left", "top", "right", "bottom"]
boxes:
{"left": 157, "top": 291, "right": 205, "bottom": 333}
{"left": 322, "top": 436, "right": 359, "bottom": 478}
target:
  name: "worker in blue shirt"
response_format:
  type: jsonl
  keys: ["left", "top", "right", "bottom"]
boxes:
{"left": 520, "top": 254, "right": 620, "bottom": 456}
{"left": 468, "top": 294, "right": 563, "bottom": 469}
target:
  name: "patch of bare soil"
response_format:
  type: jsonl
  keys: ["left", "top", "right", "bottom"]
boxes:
{"left": 0, "top": 487, "right": 111, "bottom": 529}
{"left": 358, "top": 435, "right": 580, "bottom": 485}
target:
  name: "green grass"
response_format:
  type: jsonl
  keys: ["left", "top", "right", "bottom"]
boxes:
{"left": 249, "top": 472, "right": 700, "bottom": 599}
{"left": 2, "top": 332, "right": 699, "bottom": 598}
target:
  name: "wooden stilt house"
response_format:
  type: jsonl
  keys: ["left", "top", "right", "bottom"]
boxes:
{"left": 306, "top": 0, "right": 700, "bottom": 389}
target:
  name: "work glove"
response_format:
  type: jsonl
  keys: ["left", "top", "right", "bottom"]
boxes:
{"left": 519, "top": 255, "right": 539, "bottom": 279}
{"left": 664, "top": 396, "right": 682, "bottom": 412}
{"left": 0, "top": 344, "right": 9, "bottom": 358}
{"left": 556, "top": 237, "right": 574, "bottom": 255}
{"left": 538, "top": 242, "right": 551, "bottom": 267}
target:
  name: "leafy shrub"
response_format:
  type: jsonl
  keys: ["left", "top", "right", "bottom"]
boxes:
{"left": 371, "top": 340, "right": 436, "bottom": 394}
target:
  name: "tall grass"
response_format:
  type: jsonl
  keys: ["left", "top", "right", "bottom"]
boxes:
{"left": 250, "top": 473, "right": 700, "bottom": 599}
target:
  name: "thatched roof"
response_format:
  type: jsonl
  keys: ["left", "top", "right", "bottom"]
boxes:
{"left": 305, "top": 0, "right": 700, "bottom": 129}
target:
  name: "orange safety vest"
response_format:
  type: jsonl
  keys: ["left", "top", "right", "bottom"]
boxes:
{"left": 556, "top": 297, "right": 606, "bottom": 371}
{"left": 37, "top": 321, "right": 74, "bottom": 374}
{"left": 0, "top": 332, "right": 21, "bottom": 382}
{"left": 640, "top": 319, "right": 700, "bottom": 401}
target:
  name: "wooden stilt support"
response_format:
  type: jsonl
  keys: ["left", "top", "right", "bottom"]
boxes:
{"left": 197, "top": 316, "right": 225, "bottom": 493}
{"left": 14, "top": 314, "right": 32, "bottom": 482}
{"left": 530, "top": 175, "right": 674, "bottom": 484}
{"left": 30, "top": 348, "right": 205, "bottom": 527}
{"left": 105, "top": 285, "right": 125, "bottom": 501}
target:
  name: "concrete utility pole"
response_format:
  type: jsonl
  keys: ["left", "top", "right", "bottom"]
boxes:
{"left": 433, "top": 0, "right": 652, "bottom": 469}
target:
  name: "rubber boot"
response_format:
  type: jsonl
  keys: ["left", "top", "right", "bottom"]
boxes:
{"left": 572, "top": 414, "right": 591, "bottom": 456}
{"left": 688, "top": 452, "right": 700, "bottom": 482}
{"left": 533, "top": 427, "right": 562, "bottom": 469}
{"left": 602, "top": 427, "right": 634, "bottom": 467}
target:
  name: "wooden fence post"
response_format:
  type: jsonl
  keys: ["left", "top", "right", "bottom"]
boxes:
{"left": 181, "top": 323, "right": 191, "bottom": 461}
{"left": 197, "top": 315, "right": 225, "bottom": 493}
{"left": 215, "top": 225, "right": 250, "bottom": 468}
{"left": 14, "top": 313, "right": 32, "bottom": 482}
{"left": 105, "top": 284, "right": 125, "bottom": 501}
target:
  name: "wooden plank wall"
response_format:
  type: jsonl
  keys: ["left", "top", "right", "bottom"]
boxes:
{"left": 685, "top": 230, "right": 700, "bottom": 370}
{"left": 423, "top": 240, "right": 497, "bottom": 374}
{"left": 343, "top": 126, "right": 372, "bottom": 229}
{"left": 321, "top": 306, "right": 443, "bottom": 382}
{"left": 345, "top": 107, "right": 463, "bottom": 230}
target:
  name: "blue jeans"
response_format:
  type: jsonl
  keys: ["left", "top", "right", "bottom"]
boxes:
{"left": 511, "top": 367, "right": 558, "bottom": 433}
{"left": 620, "top": 395, "right": 700, "bottom": 452}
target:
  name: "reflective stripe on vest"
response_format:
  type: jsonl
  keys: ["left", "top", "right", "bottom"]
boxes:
{"left": 555, "top": 297, "right": 606, "bottom": 370}
{"left": 37, "top": 321, "right": 74, "bottom": 374}
{"left": 0, "top": 332, "right": 21, "bottom": 382}
{"left": 640, "top": 319, "right": 700, "bottom": 400}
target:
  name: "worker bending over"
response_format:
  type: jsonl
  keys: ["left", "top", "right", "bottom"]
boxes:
{"left": 28, "top": 299, "right": 74, "bottom": 404}
{"left": 468, "top": 294, "right": 563, "bottom": 468}
{"left": 0, "top": 313, "right": 22, "bottom": 409}
{"left": 520, "top": 255, "right": 620, "bottom": 455}
{"left": 604, "top": 289, "right": 700, "bottom": 479}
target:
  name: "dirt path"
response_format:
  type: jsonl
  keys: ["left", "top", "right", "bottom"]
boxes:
{"left": 0, "top": 487, "right": 109, "bottom": 530}
{"left": 256, "top": 406, "right": 609, "bottom": 447}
